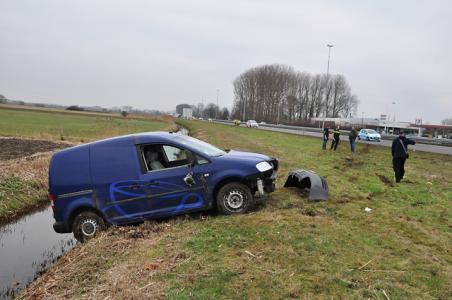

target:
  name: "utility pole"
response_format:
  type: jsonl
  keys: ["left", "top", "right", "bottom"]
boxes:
{"left": 322, "top": 44, "right": 334, "bottom": 129}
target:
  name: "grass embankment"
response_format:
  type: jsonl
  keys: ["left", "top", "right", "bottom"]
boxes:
{"left": 0, "top": 107, "right": 174, "bottom": 222}
{"left": 22, "top": 120, "right": 451, "bottom": 299}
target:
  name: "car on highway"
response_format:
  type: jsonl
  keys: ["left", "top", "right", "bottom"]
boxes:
{"left": 358, "top": 129, "right": 381, "bottom": 141}
{"left": 246, "top": 120, "right": 259, "bottom": 128}
{"left": 49, "top": 132, "right": 278, "bottom": 242}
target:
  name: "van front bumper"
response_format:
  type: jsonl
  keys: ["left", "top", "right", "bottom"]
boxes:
{"left": 246, "top": 168, "right": 277, "bottom": 197}
{"left": 53, "top": 221, "right": 71, "bottom": 233}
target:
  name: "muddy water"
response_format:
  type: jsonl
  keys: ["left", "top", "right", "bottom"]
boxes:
{"left": 0, "top": 205, "right": 75, "bottom": 299}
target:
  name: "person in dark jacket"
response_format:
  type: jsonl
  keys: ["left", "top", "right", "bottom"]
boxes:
{"left": 322, "top": 126, "right": 330, "bottom": 150}
{"left": 349, "top": 127, "right": 358, "bottom": 153}
{"left": 391, "top": 131, "right": 415, "bottom": 183}
{"left": 330, "top": 126, "right": 340, "bottom": 151}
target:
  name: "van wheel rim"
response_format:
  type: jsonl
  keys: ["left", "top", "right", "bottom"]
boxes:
{"left": 225, "top": 190, "right": 245, "bottom": 209}
{"left": 81, "top": 219, "right": 97, "bottom": 236}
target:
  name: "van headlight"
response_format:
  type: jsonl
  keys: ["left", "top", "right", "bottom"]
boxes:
{"left": 256, "top": 161, "right": 273, "bottom": 172}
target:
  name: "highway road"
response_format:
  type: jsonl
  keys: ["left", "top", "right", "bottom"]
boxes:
{"left": 211, "top": 121, "right": 452, "bottom": 155}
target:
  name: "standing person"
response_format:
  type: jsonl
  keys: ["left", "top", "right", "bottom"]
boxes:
{"left": 322, "top": 126, "right": 330, "bottom": 150}
{"left": 391, "top": 131, "right": 415, "bottom": 183}
{"left": 349, "top": 127, "right": 358, "bottom": 153}
{"left": 330, "top": 126, "right": 340, "bottom": 151}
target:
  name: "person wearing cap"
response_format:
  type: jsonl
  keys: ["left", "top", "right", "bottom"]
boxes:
{"left": 391, "top": 131, "right": 415, "bottom": 183}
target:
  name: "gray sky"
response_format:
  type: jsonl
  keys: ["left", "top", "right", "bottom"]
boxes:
{"left": 1, "top": 0, "right": 451, "bottom": 123}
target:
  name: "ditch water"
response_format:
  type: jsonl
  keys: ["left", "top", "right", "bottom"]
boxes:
{"left": 0, "top": 205, "right": 75, "bottom": 299}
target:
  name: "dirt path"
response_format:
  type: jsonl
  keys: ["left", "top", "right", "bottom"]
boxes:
{"left": 0, "top": 137, "right": 74, "bottom": 224}
{"left": 0, "top": 138, "right": 69, "bottom": 161}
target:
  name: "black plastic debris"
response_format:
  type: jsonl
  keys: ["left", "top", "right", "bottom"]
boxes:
{"left": 284, "top": 169, "right": 328, "bottom": 201}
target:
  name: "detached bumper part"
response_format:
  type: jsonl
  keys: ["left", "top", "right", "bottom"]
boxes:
{"left": 284, "top": 169, "right": 328, "bottom": 201}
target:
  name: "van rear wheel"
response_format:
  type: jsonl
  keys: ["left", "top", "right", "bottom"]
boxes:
{"left": 72, "top": 211, "right": 105, "bottom": 243}
{"left": 216, "top": 182, "right": 253, "bottom": 215}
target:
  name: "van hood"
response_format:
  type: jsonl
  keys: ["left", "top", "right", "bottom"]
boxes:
{"left": 218, "top": 150, "right": 270, "bottom": 164}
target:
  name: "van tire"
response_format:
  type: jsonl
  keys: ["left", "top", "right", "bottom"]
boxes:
{"left": 216, "top": 182, "right": 253, "bottom": 215}
{"left": 72, "top": 211, "right": 106, "bottom": 243}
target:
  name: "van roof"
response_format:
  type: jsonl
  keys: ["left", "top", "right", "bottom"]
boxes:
{"left": 54, "top": 131, "right": 182, "bottom": 155}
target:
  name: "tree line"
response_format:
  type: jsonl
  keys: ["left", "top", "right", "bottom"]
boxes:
{"left": 231, "top": 64, "right": 359, "bottom": 123}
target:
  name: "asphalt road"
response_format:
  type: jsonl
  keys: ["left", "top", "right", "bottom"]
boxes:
{"left": 211, "top": 121, "right": 452, "bottom": 155}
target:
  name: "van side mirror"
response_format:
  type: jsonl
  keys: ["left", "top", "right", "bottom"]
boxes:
{"left": 186, "top": 151, "right": 196, "bottom": 168}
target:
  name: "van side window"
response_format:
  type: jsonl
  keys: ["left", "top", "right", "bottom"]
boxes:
{"left": 163, "top": 145, "right": 187, "bottom": 162}
{"left": 196, "top": 155, "right": 209, "bottom": 165}
{"left": 142, "top": 144, "right": 189, "bottom": 171}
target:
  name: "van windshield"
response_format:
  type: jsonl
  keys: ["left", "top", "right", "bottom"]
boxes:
{"left": 175, "top": 135, "right": 226, "bottom": 157}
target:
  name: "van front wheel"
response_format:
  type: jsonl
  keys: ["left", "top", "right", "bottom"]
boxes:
{"left": 72, "top": 211, "right": 105, "bottom": 243}
{"left": 217, "top": 182, "right": 253, "bottom": 215}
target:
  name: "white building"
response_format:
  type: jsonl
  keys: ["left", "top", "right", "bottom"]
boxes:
{"left": 182, "top": 108, "right": 193, "bottom": 119}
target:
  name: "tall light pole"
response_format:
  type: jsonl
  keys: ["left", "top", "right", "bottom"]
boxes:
{"left": 391, "top": 101, "right": 396, "bottom": 122}
{"left": 322, "top": 44, "right": 334, "bottom": 129}
{"left": 216, "top": 89, "right": 220, "bottom": 119}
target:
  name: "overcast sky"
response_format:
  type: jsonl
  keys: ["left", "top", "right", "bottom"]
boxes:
{"left": 1, "top": 0, "right": 451, "bottom": 122}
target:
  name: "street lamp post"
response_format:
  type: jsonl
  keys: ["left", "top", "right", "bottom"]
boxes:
{"left": 216, "top": 89, "right": 220, "bottom": 119}
{"left": 322, "top": 44, "right": 334, "bottom": 129}
{"left": 391, "top": 101, "right": 396, "bottom": 122}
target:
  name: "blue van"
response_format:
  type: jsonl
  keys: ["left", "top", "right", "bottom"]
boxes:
{"left": 49, "top": 132, "right": 278, "bottom": 242}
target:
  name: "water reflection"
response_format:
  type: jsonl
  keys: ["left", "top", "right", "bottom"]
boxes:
{"left": 0, "top": 205, "right": 75, "bottom": 299}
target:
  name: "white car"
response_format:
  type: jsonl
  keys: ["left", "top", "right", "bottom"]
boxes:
{"left": 246, "top": 120, "right": 259, "bottom": 128}
{"left": 358, "top": 129, "right": 381, "bottom": 141}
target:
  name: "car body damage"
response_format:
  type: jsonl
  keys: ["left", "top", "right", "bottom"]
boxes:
{"left": 284, "top": 169, "right": 328, "bottom": 201}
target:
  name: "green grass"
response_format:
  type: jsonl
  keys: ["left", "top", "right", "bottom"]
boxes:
{"left": 21, "top": 120, "right": 452, "bottom": 299}
{"left": 0, "top": 106, "right": 173, "bottom": 142}
{"left": 0, "top": 176, "right": 44, "bottom": 217}
{"left": 152, "top": 120, "right": 451, "bottom": 299}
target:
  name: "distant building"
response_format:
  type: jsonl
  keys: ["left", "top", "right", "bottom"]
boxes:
{"left": 182, "top": 108, "right": 193, "bottom": 119}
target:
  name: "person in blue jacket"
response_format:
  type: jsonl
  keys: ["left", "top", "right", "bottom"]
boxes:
{"left": 391, "top": 131, "right": 415, "bottom": 183}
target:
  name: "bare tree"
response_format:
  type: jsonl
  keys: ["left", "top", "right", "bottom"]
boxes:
{"left": 232, "top": 64, "right": 358, "bottom": 123}
{"left": 203, "top": 103, "right": 219, "bottom": 119}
